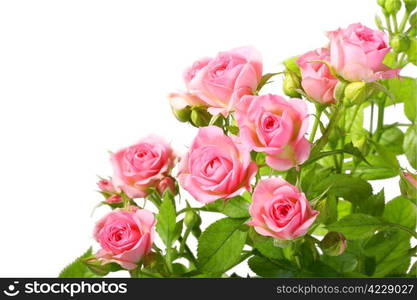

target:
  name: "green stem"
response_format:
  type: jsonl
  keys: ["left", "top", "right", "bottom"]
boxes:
{"left": 179, "top": 227, "right": 192, "bottom": 255}
{"left": 178, "top": 236, "right": 198, "bottom": 267}
{"left": 392, "top": 14, "right": 399, "bottom": 33}
{"left": 314, "top": 102, "right": 343, "bottom": 153}
{"left": 347, "top": 103, "right": 362, "bottom": 133}
{"left": 385, "top": 15, "right": 393, "bottom": 34}
{"left": 369, "top": 102, "right": 375, "bottom": 137}
{"left": 165, "top": 248, "right": 174, "bottom": 274}
{"left": 375, "top": 97, "right": 386, "bottom": 142}
{"left": 399, "top": 10, "right": 410, "bottom": 33}
{"left": 309, "top": 106, "right": 323, "bottom": 142}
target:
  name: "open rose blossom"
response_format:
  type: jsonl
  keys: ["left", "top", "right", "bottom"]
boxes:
{"left": 178, "top": 126, "right": 257, "bottom": 203}
{"left": 296, "top": 48, "right": 338, "bottom": 104}
{"left": 111, "top": 136, "right": 176, "bottom": 198}
{"left": 248, "top": 178, "right": 319, "bottom": 241}
{"left": 94, "top": 207, "right": 155, "bottom": 270}
{"left": 186, "top": 47, "right": 262, "bottom": 116}
{"left": 235, "top": 94, "right": 310, "bottom": 171}
{"left": 327, "top": 23, "right": 401, "bottom": 82}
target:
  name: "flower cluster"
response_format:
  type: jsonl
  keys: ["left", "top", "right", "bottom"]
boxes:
{"left": 61, "top": 2, "right": 417, "bottom": 279}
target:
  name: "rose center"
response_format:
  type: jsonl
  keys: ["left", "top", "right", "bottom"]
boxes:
{"left": 262, "top": 115, "right": 280, "bottom": 132}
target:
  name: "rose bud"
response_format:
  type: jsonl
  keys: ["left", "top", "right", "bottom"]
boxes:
{"left": 156, "top": 176, "right": 177, "bottom": 196}
{"left": 327, "top": 23, "right": 401, "bottom": 82}
{"left": 390, "top": 34, "right": 410, "bottom": 53}
{"left": 168, "top": 92, "right": 206, "bottom": 123}
{"left": 385, "top": 0, "right": 402, "bottom": 14}
{"left": 97, "top": 178, "right": 116, "bottom": 193}
{"left": 247, "top": 178, "right": 319, "bottom": 241}
{"left": 111, "top": 136, "right": 176, "bottom": 198}
{"left": 344, "top": 82, "right": 368, "bottom": 105}
{"left": 235, "top": 94, "right": 311, "bottom": 171}
{"left": 283, "top": 71, "right": 302, "bottom": 98}
{"left": 184, "top": 209, "right": 202, "bottom": 229}
{"left": 106, "top": 194, "right": 122, "bottom": 204}
{"left": 296, "top": 48, "right": 338, "bottom": 105}
{"left": 319, "top": 232, "right": 347, "bottom": 256}
{"left": 178, "top": 126, "right": 257, "bottom": 203}
{"left": 94, "top": 208, "right": 155, "bottom": 270}
{"left": 404, "top": 0, "right": 417, "bottom": 11}
{"left": 190, "top": 106, "right": 211, "bottom": 127}
{"left": 400, "top": 171, "right": 417, "bottom": 199}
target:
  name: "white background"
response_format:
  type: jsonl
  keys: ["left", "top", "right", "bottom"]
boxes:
{"left": 0, "top": 0, "right": 414, "bottom": 277}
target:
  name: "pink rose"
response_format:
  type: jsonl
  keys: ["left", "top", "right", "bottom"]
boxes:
{"left": 187, "top": 47, "right": 262, "bottom": 116}
{"left": 296, "top": 48, "right": 338, "bottom": 104}
{"left": 235, "top": 94, "right": 311, "bottom": 171}
{"left": 156, "top": 176, "right": 176, "bottom": 196}
{"left": 178, "top": 126, "right": 257, "bottom": 203}
{"left": 328, "top": 23, "right": 400, "bottom": 82}
{"left": 97, "top": 178, "right": 116, "bottom": 193}
{"left": 111, "top": 136, "right": 176, "bottom": 198}
{"left": 183, "top": 57, "right": 212, "bottom": 89}
{"left": 248, "top": 178, "right": 319, "bottom": 241}
{"left": 94, "top": 208, "right": 155, "bottom": 270}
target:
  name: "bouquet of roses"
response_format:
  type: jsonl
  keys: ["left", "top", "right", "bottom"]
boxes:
{"left": 60, "top": 0, "right": 417, "bottom": 278}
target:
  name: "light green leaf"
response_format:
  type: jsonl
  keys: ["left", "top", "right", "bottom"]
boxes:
{"left": 358, "top": 189, "right": 385, "bottom": 217}
{"left": 407, "top": 38, "right": 417, "bottom": 66}
{"left": 385, "top": 76, "right": 417, "bottom": 121}
{"left": 201, "top": 196, "right": 250, "bottom": 218}
{"left": 404, "top": 125, "right": 417, "bottom": 169}
{"left": 327, "top": 214, "right": 384, "bottom": 240}
{"left": 379, "top": 126, "right": 404, "bottom": 155}
{"left": 59, "top": 248, "right": 100, "bottom": 278}
{"left": 156, "top": 192, "right": 177, "bottom": 247}
{"left": 197, "top": 217, "right": 248, "bottom": 273}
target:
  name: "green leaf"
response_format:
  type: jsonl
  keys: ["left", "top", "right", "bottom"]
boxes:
{"left": 248, "top": 227, "right": 285, "bottom": 260}
{"left": 201, "top": 196, "right": 250, "bottom": 218}
{"left": 197, "top": 217, "right": 248, "bottom": 273}
{"left": 327, "top": 214, "right": 384, "bottom": 240}
{"left": 382, "top": 51, "right": 397, "bottom": 69}
{"left": 248, "top": 255, "right": 296, "bottom": 278}
{"left": 404, "top": 125, "right": 417, "bottom": 169}
{"left": 379, "top": 126, "right": 404, "bottom": 155}
{"left": 156, "top": 192, "right": 177, "bottom": 247}
{"left": 313, "top": 174, "right": 373, "bottom": 206}
{"left": 358, "top": 189, "right": 385, "bottom": 217}
{"left": 384, "top": 196, "right": 417, "bottom": 229}
{"left": 59, "top": 248, "right": 100, "bottom": 278}
{"left": 407, "top": 38, "right": 417, "bottom": 66}
{"left": 385, "top": 76, "right": 417, "bottom": 121}
{"left": 256, "top": 72, "right": 281, "bottom": 92}
{"left": 321, "top": 252, "right": 358, "bottom": 274}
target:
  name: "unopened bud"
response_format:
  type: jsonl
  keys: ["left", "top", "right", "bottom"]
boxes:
{"left": 184, "top": 210, "right": 201, "bottom": 229}
{"left": 190, "top": 107, "right": 211, "bottom": 127}
{"left": 283, "top": 56, "right": 301, "bottom": 77}
{"left": 283, "top": 71, "right": 301, "bottom": 98}
{"left": 97, "top": 178, "right": 116, "bottom": 193}
{"left": 168, "top": 92, "right": 205, "bottom": 123}
{"left": 400, "top": 171, "right": 417, "bottom": 199}
{"left": 385, "top": 0, "right": 402, "bottom": 14}
{"left": 344, "top": 82, "right": 367, "bottom": 105}
{"left": 333, "top": 81, "right": 348, "bottom": 102}
{"left": 404, "top": 0, "right": 417, "bottom": 12}
{"left": 156, "top": 177, "right": 177, "bottom": 196}
{"left": 106, "top": 194, "right": 122, "bottom": 204}
{"left": 390, "top": 34, "right": 410, "bottom": 52}
{"left": 320, "top": 232, "right": 347, "bottom": 256}
{"left": 377, "top": 0, "right": 386, "bottom": 8}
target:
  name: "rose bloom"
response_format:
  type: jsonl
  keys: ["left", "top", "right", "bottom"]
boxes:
{"left": 248, "top": 178, "right": 319, "bottom": 241}
{"left": 235, "top": 94, "right": 310, "bottom": 171}
{"left": 296, "top": 48, "right": 338, "bottom": 104}
{"left": 178, "top": 126, "right": 257, "bottom": 203}
{"left": 186, "top": 47, "right": 262, "bottom": 116}
{"left": 328, "top": 23, "right": 400, "bottom": 82}
{"left": 111, "top": 136, "right": 176, "bottom": 198}
{"left": 94, "top": 207, "right": 155, "bottom": 270}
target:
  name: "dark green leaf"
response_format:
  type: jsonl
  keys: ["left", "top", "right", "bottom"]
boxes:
{"left": 256, "top": 72, "right": 281, "bottom": 92}
{"left": 358, "top": 189, "right": 385, "bottom": 217}
{"left": 248, "top": 227, "right": 285, "bottom": 260}
{"left": 327, "top": 214, "right": 384, "bottom": 240}
{"left": 313, "top": 174, "right": 373, "bottom": 206}
{"left": 379, "top": 126, "right": 404, "bottom": 155}
{"left": 248, "top": 255, "right": 296, "bottom": 278}
{"left": 197, "top": 217, "right": 248, "bottom": 273}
